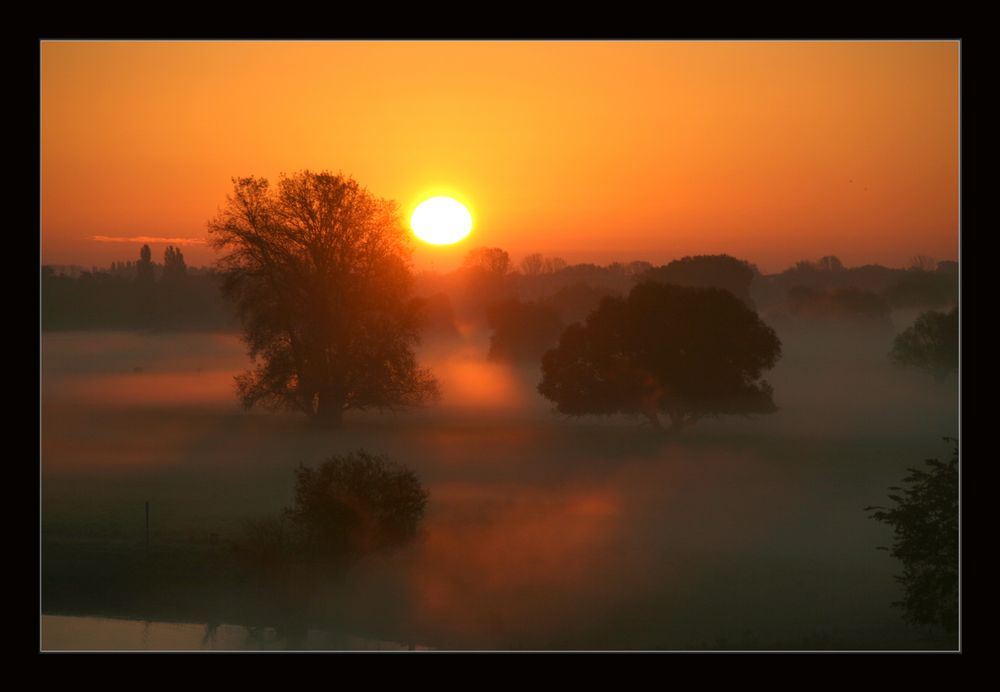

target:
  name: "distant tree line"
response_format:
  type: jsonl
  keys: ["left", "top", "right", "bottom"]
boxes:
{"left": 753, "top": 255, "right": 957, "bottom": 314}
{"left": 778, "top": 286, "right": 894, "bottom": 330}
{"left": 42, "top": 244, "right": 236, "bottom": 331}
{"left": 43, "top": 243, "right": 957, "bottom": 352}
{"left": 458, "top": 252, "right": 954, "bottom": 368}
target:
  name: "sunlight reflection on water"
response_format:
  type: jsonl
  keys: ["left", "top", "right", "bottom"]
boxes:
{"left": 41, "top": 614, "right": 430, "bottom": 651}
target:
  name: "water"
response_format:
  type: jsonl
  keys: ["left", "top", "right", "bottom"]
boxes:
{"left": 41, "top": 614, "right": 429, "bottom": 651}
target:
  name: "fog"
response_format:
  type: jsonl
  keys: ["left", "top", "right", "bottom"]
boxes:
{"left": 41, "top": 318, "right": 957, "bottom": 649}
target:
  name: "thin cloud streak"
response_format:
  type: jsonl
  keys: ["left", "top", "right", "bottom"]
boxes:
{"left": 93, "top": 235, "right": 206, "bottom": 245}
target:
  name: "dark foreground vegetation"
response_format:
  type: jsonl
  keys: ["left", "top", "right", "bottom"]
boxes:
{"left": 867, "top": 439, "right": 958, "bottom": 636}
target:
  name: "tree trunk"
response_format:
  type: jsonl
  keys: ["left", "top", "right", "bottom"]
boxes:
{"left": 314, "top": 390, "right": 345, "bottom": 427}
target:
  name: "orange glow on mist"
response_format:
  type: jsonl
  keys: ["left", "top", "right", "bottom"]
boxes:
{"left": 42, "top": 41, "right": 958, "bottom": 271}
{"left": 433, "top": 359, "right": 525, "bottom": 410}
{"left": 408, "top": 482, "right": 624, "bottom": 641}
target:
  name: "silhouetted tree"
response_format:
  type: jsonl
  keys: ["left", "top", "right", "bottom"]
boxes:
{"left": 543, "top": 256, "right": 567, "bottom": 274}
{"left": 520, "top": 253, "right": 546, "bottom": 277}
{"left": 890, "top": 308, "right": 958, "bottom": 378}
{"left": 538, "top": 282, "right": 782, "bottom": 431}
{"left": 486, "top": 299, "right": 565, "bottom": 363}
{"left": 764, "top": 258, "right": 905, "bottom": 308}
{"left": 135, "top": 244, "right": 155, "bottom": 285}
{"left": 816, "top": 255, "right": 844, "bottom": 273}
{"left": 208, "top": 171, "right": 439, "bottom": 426}
{"left": 640, "top": 254, "right": 758, "bottom": 307}
{"left": 459, "top": 246, "right": 516, "bottom": 317}
{"left": 463, "top": 247, "right": 512, "bottom": 276}
{"left": 867, "top": 439, "right": 958, "bottom": 635}
{"left": 286, "top": 450, "right": 429, "bottom": 571}
{"left": 163, "top": 245, "right": 187, "bottom": 281}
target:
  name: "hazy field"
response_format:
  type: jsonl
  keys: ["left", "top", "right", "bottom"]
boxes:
{"left": 40, "top": 323, "right": 958, "bottom": 650}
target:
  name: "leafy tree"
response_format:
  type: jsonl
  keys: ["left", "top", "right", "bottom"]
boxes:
{"left": 640, "top": 254, "right": 758, "bottom": 307}
{"left": 286, "top": 450, "right": 429, "bottom": 570}
{"left": 890, "top": 308, "right": 958, "bottom": 378}
{"left": 538, "top": 281, "right": 782, "bottom": 431}
{"left": 867, "top": 439, "right": 958, "bottom": 635}
{"left": 208, "top": 171, "right": 438, "bottom": 426}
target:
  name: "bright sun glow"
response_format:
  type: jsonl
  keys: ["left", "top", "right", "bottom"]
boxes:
{"left": 411, "top": 197, "right": 473, "bottom": 245}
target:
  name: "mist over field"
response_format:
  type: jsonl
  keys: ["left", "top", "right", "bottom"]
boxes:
{"left": 41, "top": 311, "right": 957, "bottom": 650}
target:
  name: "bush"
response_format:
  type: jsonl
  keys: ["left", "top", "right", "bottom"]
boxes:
{"left": 286, "top": 450, "right": 429, "bottom": 569}
{"left": 867, "top": 439, "right": 958, "bottom": 634}
{"left": 235, "top": 450, "right": 429, "bottom": 621}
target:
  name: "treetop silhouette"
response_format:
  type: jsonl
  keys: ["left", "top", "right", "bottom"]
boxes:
{"left": 208, "top": 170, "right": 438, "bottom": 426}
{"left": 640, "top": 254, "right": 758, "bottom": 307}
{"left": 538, "top": 281, "right": 782, "bottom": 431}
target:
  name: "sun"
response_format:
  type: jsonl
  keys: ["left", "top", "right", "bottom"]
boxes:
{"left": 410, "top": 196, "right": 473, "bottom": 245}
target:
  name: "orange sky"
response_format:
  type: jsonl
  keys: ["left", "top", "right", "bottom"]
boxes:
{"left": 41, "top": 41, "right": 958, "bottom": 273}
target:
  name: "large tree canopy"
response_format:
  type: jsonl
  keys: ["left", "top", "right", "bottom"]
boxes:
{"left": 208, "top": 171, "right": 438, "bottom": 425}
{"left": 538, "top": 281, "right": 782, "bottom": 431}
